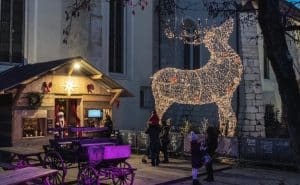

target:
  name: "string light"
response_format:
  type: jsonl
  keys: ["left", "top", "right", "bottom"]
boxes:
{"left": 164, "top": 17, "right": 211, "bottom": 45}
{"left": 152, "top": 18, "right": 243, "bottom": 137}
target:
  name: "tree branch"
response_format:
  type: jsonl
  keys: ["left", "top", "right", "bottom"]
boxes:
{"left": 285, "top": 31, "right": 300, "bottom": 42}
{"left": 285, "top": 25, "right": 300, "bottom": 31}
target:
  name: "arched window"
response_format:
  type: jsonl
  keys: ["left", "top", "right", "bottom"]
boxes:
{"left": 183, "top": 18, "right": 200, "bottom": 69}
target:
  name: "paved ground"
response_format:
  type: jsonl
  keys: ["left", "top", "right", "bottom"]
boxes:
{"left": 64, "top": 154, "right": 230, "bottom": 184}
{"left": 1, "top": 153, "right": 299, "bottom": 185}
{"left": 64, "top": 154, "right": 300, "bottom": 185}
{"left": 171, "top": 167, "right": 300, "bottom": 185}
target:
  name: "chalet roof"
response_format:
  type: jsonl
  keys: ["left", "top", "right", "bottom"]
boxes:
{"left": 0, "top": 56, "right": 133, "bottom": 97}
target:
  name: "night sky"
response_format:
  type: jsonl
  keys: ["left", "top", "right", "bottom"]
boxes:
{"left": 287, "top": 0, "right": 300, "bottom": 7}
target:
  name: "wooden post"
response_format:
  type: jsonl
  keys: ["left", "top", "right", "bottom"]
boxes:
{"left": 109, "top": 89, "right": 123, "bottom": 106}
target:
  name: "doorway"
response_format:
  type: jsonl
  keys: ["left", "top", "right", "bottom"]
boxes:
{"left": 55, "top": 99, "right": 81, "bottom": 127}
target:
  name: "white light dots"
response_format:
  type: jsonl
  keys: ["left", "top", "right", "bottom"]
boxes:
{"left": 152, "top": 18, "right": 243, "bottom": 137}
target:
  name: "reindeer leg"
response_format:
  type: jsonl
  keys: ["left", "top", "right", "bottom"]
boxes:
{"left": 227, "top": 104, "right": 237, "bottom": 137}
{"left": 216, "top": 99, "right": 237, "bottom": 137}
{"left": 155, "top": 97, "right": 173, "bottom": 121}
{"left": 216, "top": 102, "right": 227, "bottom": 136}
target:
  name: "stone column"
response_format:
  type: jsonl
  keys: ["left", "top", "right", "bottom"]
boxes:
{"left": 238, "top": 13, "right": 265, "bottom": 137}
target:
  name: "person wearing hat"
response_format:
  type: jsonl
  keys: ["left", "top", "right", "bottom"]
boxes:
{"left": 190, "top": 131, "right": 207, "bottom": 185}
{"left": 147, "top": 110, "right": 159, "bottom": 125}
{"left": 145, "top": 110, "right": 161, "bottom": 166}
{"left": 203, "top": 126, "right": 219, "bottom": 182}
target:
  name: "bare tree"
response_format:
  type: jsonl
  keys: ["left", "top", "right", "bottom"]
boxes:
{"left": 62, "top": 0, "right": 148, "bottom": 44}
{"left": 257, "top": 0, "right": 300, "bottom": 162}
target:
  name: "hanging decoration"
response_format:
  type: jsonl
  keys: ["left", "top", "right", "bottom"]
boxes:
{"left": 152, "top": 18, "right": 243, "bottom": 137}
{"left": 64, "top": 78, "right": 78, "bottom": 95}
{"left": 27, "top": 92, "right": 43, "bottom": 109}
{"left": 42, "top": 81, "right": 52, "bottom": 93}
{"left": 87, "top": 83, "right": 95, "bottom": 93}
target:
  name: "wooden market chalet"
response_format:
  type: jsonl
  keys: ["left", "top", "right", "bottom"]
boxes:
{"left": 0, "top": 57, "right": 132, "bottom": 147}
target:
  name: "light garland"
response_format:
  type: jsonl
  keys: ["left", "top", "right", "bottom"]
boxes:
{"left": 152, "top": 18, "right": 243, "bottom": 137}
{"left": 164, "top": 18, "right": 210, "bottom": 45}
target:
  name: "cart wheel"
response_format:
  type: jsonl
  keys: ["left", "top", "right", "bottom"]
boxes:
{"left": 43, "top": 151, "right": 66, "bottom": 185}
{"left": 112, "top": 161, "right": 135, "bottom": 185}
{"left": 78, "top": 165, "right": 99, "bottom": 185}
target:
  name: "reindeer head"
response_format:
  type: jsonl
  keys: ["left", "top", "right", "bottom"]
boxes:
{"left": 203, "top": 18, "right": 234, "bottom": 59}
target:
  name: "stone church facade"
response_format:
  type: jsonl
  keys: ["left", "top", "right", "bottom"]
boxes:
{"left": 152, "top": 0, "right": 300, "bottom": 137}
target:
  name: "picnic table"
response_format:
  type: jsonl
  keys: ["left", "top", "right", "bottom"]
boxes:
{"left": 0, "top": 147, "right": 44, "bottom": 167}
{"left": 0, "top": 166, "right": 57, "bottom": 185}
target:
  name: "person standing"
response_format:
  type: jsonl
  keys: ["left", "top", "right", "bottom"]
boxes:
{"left": 160, "top": 119, "right": 171, "bottom": 163}
{"left": 104, "top": 114, "right": 113, "bottom": 137}
{"left": 190, "top": 131, "right": 206, "bottom": 185}
{"left": 55, "top": 111, "right": 66, "bottom": 139}
{"left": 203, "top": 126, "right": 219, "bottom": 182}
{"left": 145, "top": 111, "right": 161, "bottom": 166}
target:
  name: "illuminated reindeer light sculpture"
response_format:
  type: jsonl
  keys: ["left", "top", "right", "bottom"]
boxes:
{"left": 152, "top": 18, "right": 243, "bottom": 136}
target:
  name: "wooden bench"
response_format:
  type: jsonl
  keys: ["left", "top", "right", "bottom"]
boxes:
{"left": 0, "top": 147, "right": 44, "bottom": 166}
{"left": 0, "top": 166, "right": 57, "bottom": 185}
{"left": 0, "top": 162, "right": 16, "bottom": 170}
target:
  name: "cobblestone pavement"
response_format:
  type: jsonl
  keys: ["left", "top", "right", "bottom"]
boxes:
{"left": 1, "top": 153, "right": 299, "bottom": 185}
{"left": 64, "top": 154, "right": 230, "bottom": 184}
{"left": 62, "top": 155, "right": 300, "bottom": 185}
{"left": 171, "top": 167, "right": 300, "bottom": 185}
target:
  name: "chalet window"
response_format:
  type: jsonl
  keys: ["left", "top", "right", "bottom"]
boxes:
{"left": 263, "top": 43, "right": 270, "bottom": 79}
{"left": 183, "top": 19, "right": 200, "bottom": 69}
{"left": 140, "top": 86, "right": 154, "bottom": 109}
{"left": 0, "top": 0, "right": 24, "bottom": 63}
{"left": 23, "top": 118, "right": 47, "bottom": 138}
{"left": 109, "top": 0, "right": 124, "bottom": 73}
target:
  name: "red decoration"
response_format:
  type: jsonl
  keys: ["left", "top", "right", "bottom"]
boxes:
{"left": 170, "top": 76, "right": 178, "bottom": 84}
{"left": 87, "top": 83, "right": 94, "bottom": 93}
{"left": 114, "top": 99, "right": 120, "bottom": 109}
{"left": 42, "top": 81, "right": 52, "bottom": 93}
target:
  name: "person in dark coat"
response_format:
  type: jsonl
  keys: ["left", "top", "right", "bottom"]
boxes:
{"left": 160, "top": 120, "right": 170, "bottom": 163}
{"left": 203, "top": 126, "right": 219, "bottom": 182}
{"left": 145, "top": 111, "right": 161, "bottom": 166}
{"left": 104, "top": 115, "right": 113, "bottom": 137}
{"left": 190, "top": 131, "right": 206, "bottom": 185}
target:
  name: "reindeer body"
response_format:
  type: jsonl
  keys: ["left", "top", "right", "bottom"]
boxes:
{"left": 152, "top": 19, "right": 243, "bottom": 136}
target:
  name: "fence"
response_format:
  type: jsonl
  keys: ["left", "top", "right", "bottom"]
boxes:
{"left": 119, "top": 130, "right": 183, "bottom": 155}
{"left": 238, "top": 137, "right": 297, "bottom": 165}
{"left": 119, "top": 130, "right": 297, "bottom": 166}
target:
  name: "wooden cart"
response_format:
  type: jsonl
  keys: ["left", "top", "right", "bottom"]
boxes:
{"left": 43, "top": 127, "right": 135, "bottom": 185}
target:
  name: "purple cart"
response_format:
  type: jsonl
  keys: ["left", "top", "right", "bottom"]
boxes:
{"left": 78, "top": 144, "right": 135, "bottom": 185}
{"left": 43, "top": 127, "right": 135, "bottom": 185}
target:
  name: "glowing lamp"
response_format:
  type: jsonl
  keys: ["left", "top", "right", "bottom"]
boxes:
{"left": 74, "top": 63, "right": 81, "bottom": 70}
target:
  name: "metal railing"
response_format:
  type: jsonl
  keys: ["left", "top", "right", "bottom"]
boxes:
{"left": 119, "top": 130, "right": 297, "bottom": 166}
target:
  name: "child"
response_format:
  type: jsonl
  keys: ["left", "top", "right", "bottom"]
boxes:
{"left": 190, "top": 131, "right": 211, "bottom": 185}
